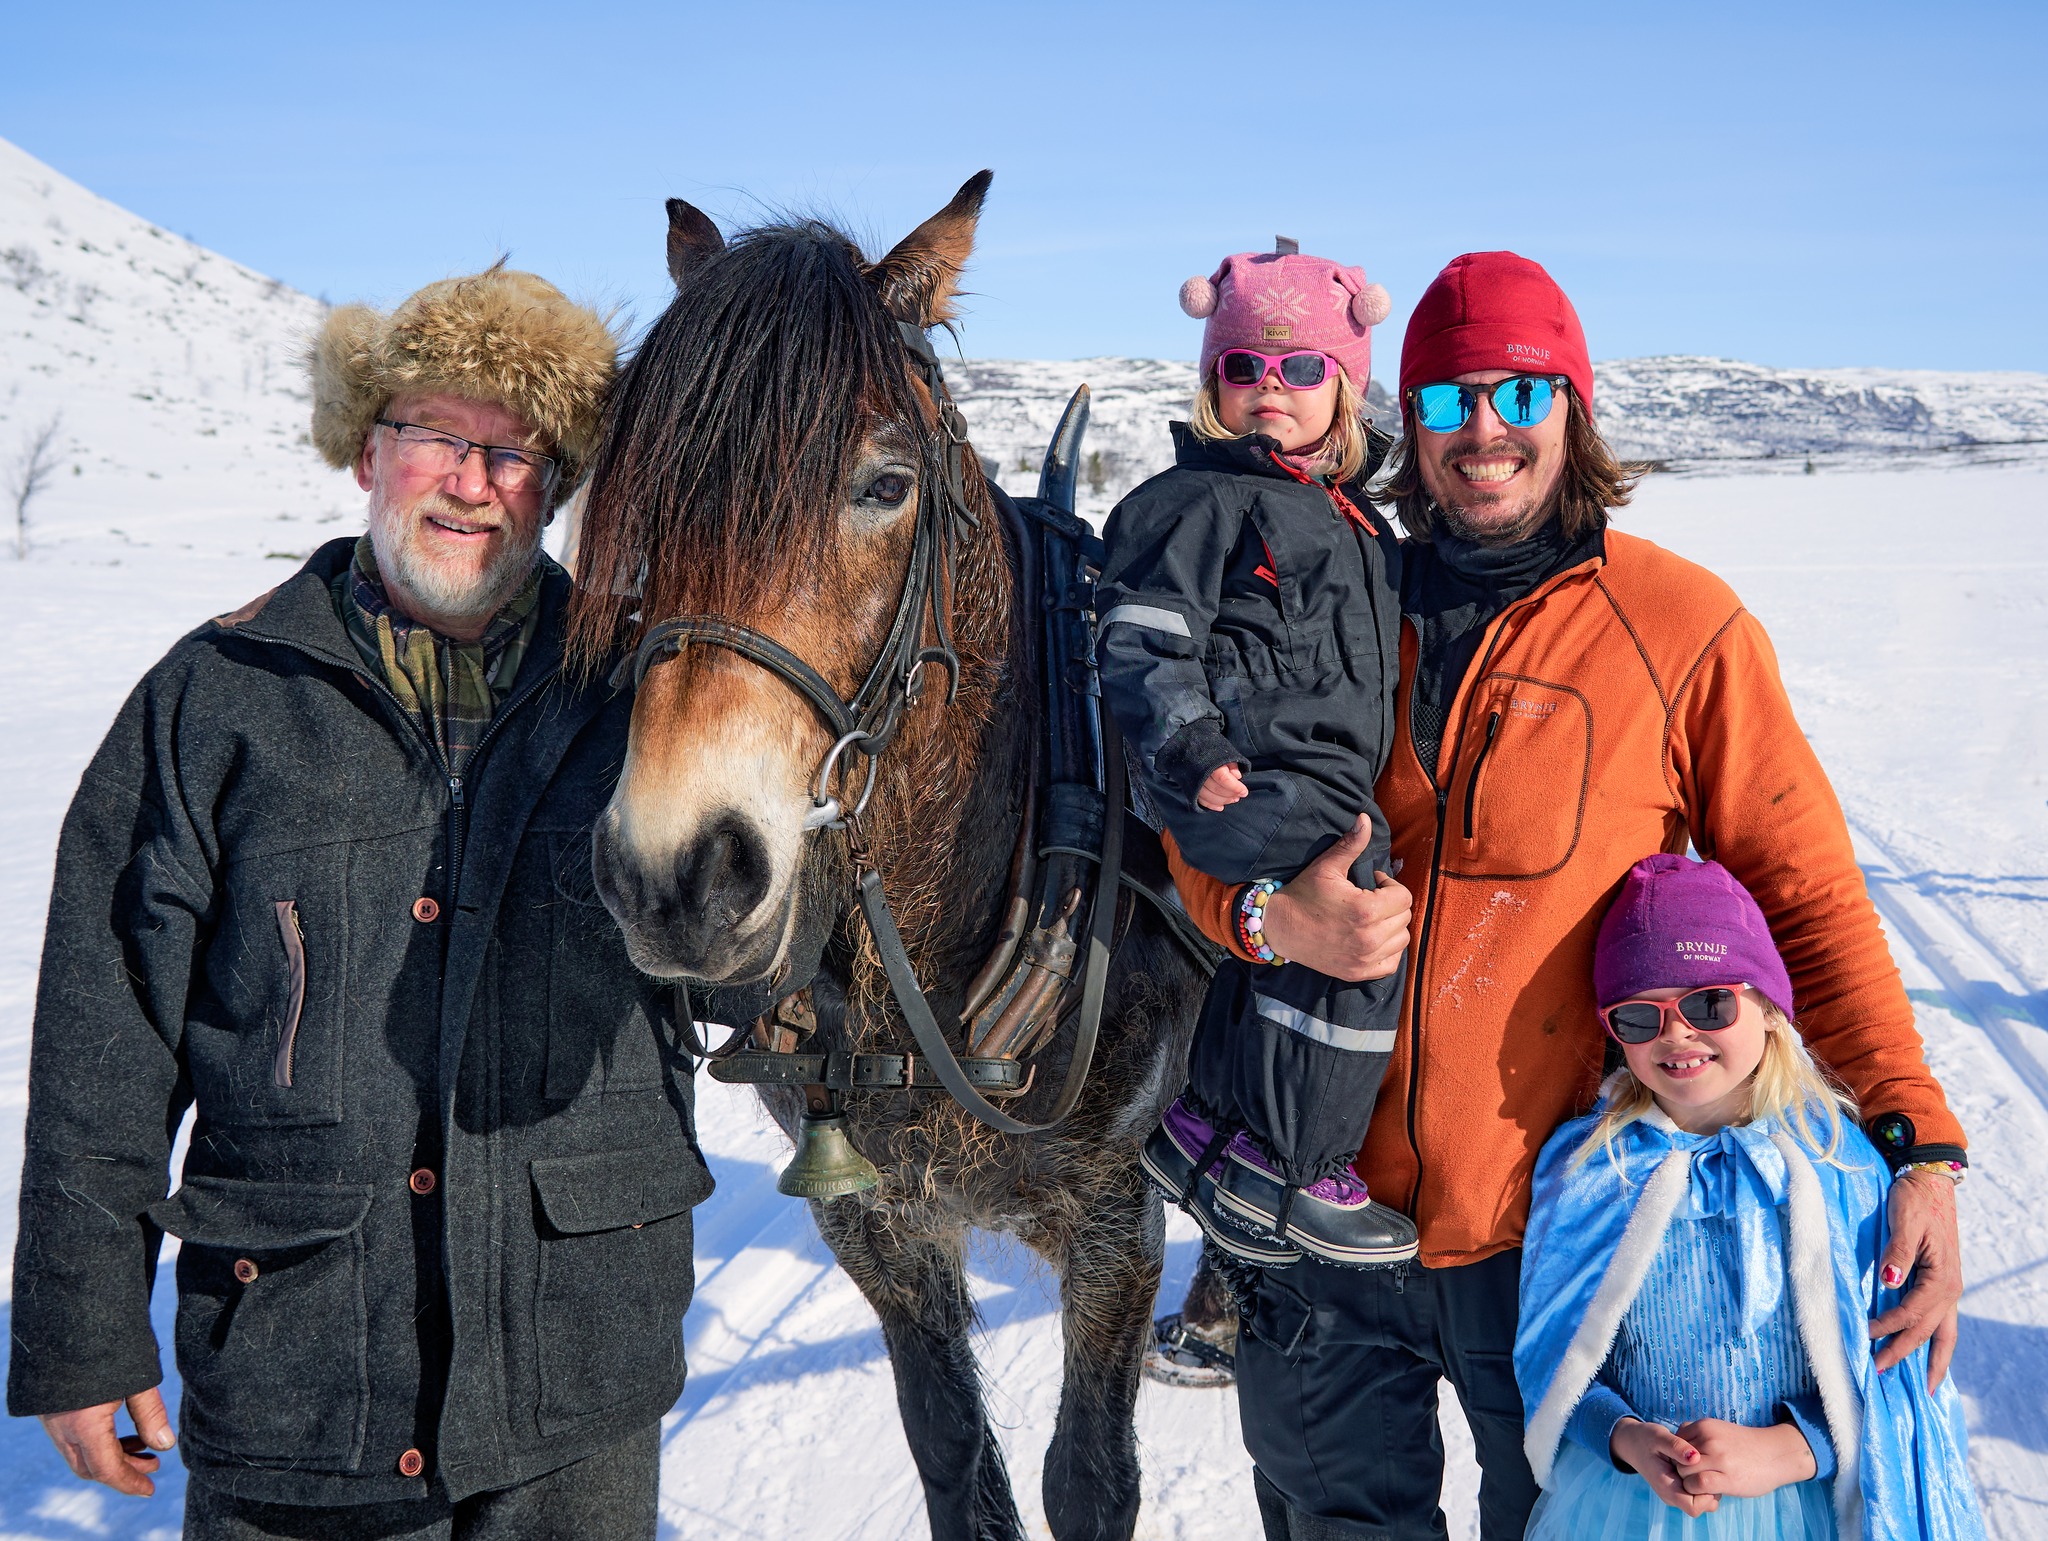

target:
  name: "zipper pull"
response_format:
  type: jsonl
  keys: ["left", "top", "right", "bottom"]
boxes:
{"left": 1463, "top": 711, "right": 1503, "bottom": 841}
{"left": 448, "top": 774, "right": 466, "bottom": 810}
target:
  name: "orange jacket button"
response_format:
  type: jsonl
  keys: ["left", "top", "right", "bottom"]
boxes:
{"left": 398, "top": 1448, "right": 425, "bottom": 1478}
{"left": 408, "top": 1168, "right": 437, "bottom": 1196}
{"left": 232, "top": 1258, "right": 259, "bottom": 1284}
{"left": 412, "top": 897, "right": 440, "bottom": 923}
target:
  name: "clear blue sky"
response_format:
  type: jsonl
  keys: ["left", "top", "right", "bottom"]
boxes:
{"left": 6, "top": 0, "right": 2044, "bottom": 372}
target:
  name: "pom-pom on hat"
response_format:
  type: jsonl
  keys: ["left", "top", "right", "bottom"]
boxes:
{"left": 1594, "top": 853, "right": 1795, "bottom": 1020}
{"left": 1180, "top": 236, "right": 1391, "bottom": 391}
{"left": 1398, "top": 250, "right": 1593, "bottom": 422}
{"left": 307, "top": 260, "right": 619, "bottom": 497}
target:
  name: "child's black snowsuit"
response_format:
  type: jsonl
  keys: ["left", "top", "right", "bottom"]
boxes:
{"left": 1097, "top": 424, "right": 1405, "bottom": 1188}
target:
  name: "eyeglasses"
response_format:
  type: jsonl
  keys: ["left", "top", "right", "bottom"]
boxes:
{"left": 1218, "top": 348, "right": 1338, "bottom": 391}
{"left": 376, "top": 419, "right": 560, "bottom": 494}
{"left": 1599, "top": 984, "right": 1748, "bottom": 1045}
{"left": 1408, "top": 375, "right": 1570, "bottom": 434}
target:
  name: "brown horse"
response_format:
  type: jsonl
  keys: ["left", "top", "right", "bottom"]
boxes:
{"left": 568, "top": 176, "right": 1209, "bottom": 1541}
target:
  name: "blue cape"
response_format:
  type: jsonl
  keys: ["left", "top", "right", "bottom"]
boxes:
{"left": 1515, "top": 1102, "right": 1983, "bottom": 1540}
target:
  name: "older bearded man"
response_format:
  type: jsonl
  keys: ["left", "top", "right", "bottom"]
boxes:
{"left": 9, "top": 267, "right": 715, "bottom": 1539}
{"left": 1169, "top": 252, "right": 1970, "bottom": 1540}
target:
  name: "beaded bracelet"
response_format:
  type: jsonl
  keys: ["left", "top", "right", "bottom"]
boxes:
{"left": 1900, "top": 1159, "right": 1967, "bottom": 1185}
{"left": 1236, "top": 880, "right": 1287, "bottom": 966}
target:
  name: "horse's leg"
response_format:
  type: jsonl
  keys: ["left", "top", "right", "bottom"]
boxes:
{"left": 1038, "top": 1163, "right": 1163, "bottom": 1541}
{"left": 811, "top": 1196, "right": 1024, "bottom": 1541}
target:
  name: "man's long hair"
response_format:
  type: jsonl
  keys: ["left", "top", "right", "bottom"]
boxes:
{"left": 1376, "top": 390, "right": 1643, "bottom": 541}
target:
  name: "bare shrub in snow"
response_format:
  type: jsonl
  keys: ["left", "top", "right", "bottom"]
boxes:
{"left": 9, "top": 415, "right": 63, "bottom": 559}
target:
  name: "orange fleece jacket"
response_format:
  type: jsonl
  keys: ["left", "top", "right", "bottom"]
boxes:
{"left": 1167, "top": 529, "right": 1965, "bottom": 1267}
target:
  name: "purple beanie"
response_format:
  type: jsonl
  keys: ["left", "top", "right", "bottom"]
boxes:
{"left": 1180, "top": 238, "right": 1392, "bottom": 391}
{"left": 1593, "top": 854, "right": 1795, "bottom": 1019}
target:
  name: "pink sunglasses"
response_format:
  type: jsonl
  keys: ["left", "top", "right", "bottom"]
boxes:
{"left": 1217, "top": 348, "right": 1339, "bottom": 390}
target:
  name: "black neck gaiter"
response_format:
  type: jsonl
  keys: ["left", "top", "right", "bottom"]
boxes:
{"left": 1403, "top": 515, "right": 1599, "bottom": 778}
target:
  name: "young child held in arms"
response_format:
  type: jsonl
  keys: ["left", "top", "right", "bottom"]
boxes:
{"left": 1096, "top": 240, "right": 1413, "bottom": 1267}
{"left": 1517, "top": 854, "right": 1984, "bottom": 1540}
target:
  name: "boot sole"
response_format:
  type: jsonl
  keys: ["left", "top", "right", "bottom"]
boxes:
{"left": 1212, "top": 1173, "right": 1420, "bottom": 1268}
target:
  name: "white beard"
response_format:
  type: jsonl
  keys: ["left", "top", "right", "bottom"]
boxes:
{"left": 367, "top": 489, "right": 541, "bottom": 626}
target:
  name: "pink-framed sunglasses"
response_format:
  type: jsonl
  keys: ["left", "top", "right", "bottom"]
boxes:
{"left": 1217, "top": 347, "right": 1340, "bottom": 390}
{"left": 1598, "top": 984, "right": 1749, "bottom": 1045}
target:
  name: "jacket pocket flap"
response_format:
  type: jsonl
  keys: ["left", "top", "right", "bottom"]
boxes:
{"left": 530, "top": 1144, "right": 714, "bottom": 1235}
{"left": 149, "top": 1176, "right": 373, "bottom": 1251}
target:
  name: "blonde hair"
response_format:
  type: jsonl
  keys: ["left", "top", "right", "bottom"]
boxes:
{"left": 1572, "top": 998, "right": 1860, "bottom": 1175}
{"left": 1190, "top": 368, "right": 1371, "bottom": 484}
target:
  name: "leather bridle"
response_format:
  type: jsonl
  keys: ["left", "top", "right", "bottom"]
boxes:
{"left": 630, "top": 323, "right": 971, "bottom": 832}
{"left": 628, "top": 321, "right": 1115, "bottom": 1137}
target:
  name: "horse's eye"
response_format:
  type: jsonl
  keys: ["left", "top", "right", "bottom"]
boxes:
{"left": 864, "top": 472, "right": 912, "bottom": 508}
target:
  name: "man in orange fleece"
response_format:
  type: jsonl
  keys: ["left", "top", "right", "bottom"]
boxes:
{"left": 1166, "top": 251, "right": 1968, "bottom": 1541}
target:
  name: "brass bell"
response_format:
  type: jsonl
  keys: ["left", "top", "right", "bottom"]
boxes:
{"left": 777, "top": 1113, "right": 880, "bottom": 1199}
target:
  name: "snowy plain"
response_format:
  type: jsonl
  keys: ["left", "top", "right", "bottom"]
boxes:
{"left": 3, "top": 133, "right": 2047, "bottom": 1537}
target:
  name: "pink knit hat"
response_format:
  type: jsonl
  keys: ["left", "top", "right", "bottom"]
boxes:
{"left": 1181, "top": 238, "right": 1392, "bottom": 391}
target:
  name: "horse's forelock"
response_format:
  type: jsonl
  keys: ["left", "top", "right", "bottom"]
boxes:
{"left": 568, "top": 220, "right": 924, "bottom": 670}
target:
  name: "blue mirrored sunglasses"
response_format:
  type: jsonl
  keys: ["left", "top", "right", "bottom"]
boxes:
{"left": 1409, "top": 375, "right": 1569, "bottom": 434}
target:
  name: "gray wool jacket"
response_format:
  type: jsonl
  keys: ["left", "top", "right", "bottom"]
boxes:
{"left": 8, "top": 538, "right": 714, "bottom": 1506}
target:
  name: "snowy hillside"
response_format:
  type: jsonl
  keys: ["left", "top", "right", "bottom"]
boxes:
{"left": 0, "top": 136, "right": 360, "bottom": 561}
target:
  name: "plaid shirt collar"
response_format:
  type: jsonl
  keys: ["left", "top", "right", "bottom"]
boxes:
{"left": 335, "top": 535, "right": 545, "bottom": 771}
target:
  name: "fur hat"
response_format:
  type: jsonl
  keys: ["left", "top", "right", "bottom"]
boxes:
{"left": 307, "top": 261, "right": 618, "bottom": 493}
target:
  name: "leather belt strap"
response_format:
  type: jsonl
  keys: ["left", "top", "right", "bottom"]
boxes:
{"left": 708, "top": 1048, "right": 1029, "bottom": 1095}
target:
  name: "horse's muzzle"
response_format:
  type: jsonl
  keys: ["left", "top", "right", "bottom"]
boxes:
{"left": 591, "top": 806, "right": 784, "bottom": 980}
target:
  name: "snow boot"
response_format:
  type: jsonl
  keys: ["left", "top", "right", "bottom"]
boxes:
{"left": 1139, "top": 1097, "right": 1301, "bottom": 1266}
{"left": 1212, "top": 1132, "right": 1418, "bottom": 1268}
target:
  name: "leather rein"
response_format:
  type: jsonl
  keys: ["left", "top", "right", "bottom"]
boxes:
{"left": 627, "top": 322, "right": 1121, "bottom": 1137}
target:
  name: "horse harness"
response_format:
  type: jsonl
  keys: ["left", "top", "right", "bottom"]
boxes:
{"left": 631, "top": 322, "right": 1203, "bottom": 1136}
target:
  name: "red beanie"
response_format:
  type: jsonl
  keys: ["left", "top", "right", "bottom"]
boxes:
{"left": 1398, "top": 252, "right": 1593, "bottom": 421}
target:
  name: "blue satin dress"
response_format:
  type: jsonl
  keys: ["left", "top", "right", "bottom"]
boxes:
{"left": 1526, "top": 1134, "right": 1840, "bottom": 1540}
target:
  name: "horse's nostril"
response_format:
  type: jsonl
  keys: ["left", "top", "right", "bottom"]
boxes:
{"left": 676, "top": 812, "right": 771, "bottom": 925}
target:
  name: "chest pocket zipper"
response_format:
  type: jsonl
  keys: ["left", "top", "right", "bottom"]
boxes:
{"left": 273, "top": 901, "right": 306, "bottom": 1088}
{"left": 1462, "top": 710, "right": 1503, "bottom": 840}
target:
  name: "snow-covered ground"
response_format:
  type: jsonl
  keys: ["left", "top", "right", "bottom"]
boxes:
{"left": 2, "top": 132, "right": 2045, "bottom": 1539}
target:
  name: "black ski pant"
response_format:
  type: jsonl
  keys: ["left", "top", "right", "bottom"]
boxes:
{"left": 1174, "top": 778, "right": 1402, "bottom": 1187}
{"left": 1235, "top": 1249, "right": 1539, "bottom": 1541}
{"left": 183, "top": 1423, "right": 660, "bottom": 1540}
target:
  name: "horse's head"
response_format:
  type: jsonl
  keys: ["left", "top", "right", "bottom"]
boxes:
{"left": 570, "top": 174, "right": 1005, "bottom": 985}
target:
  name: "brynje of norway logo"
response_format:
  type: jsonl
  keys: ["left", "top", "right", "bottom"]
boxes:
{"left": 1506, "top": 342, "right": 1553, "bottom": 362}
{"left": 1252, "top": 286, "right": 1310, "bottom": 326}
{"left": 1674, "top": 940, "right": 1729, "bottom": 957}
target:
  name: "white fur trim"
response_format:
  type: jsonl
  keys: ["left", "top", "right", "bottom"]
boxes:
{"left": 1524, "top": 1148, "right": 1693, "bottom": 1485}
{"left": 1351, "top": 282, "right": 1392, "bottom": 329}
{"left": 1770, "top": 1129, "right": 1865, "bottom": 1540}
{"left": 1179, "top": 276, "right": 1217, "bottom": 318}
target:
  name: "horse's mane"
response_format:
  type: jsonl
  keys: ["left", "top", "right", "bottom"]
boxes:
{"left": 567, "top": 220, "right": 928, "bottom": 669}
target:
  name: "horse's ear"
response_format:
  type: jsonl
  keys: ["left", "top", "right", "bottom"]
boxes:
{"left": 665, "top": 198, "right": 725, "bottom": 289}
{"left": 866, "top": 170, "right": 992, "bottom": 329}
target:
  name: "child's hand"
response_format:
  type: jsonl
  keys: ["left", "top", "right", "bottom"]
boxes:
{"left": 1673, "top": 1417, "right": 1818, "bottom": 1499}
{"left": 1610, "top": 1418, "right": 1720, "bottom": 1518}
{"left": 1196, "top": 764, "right": 1248, "bottom": 811}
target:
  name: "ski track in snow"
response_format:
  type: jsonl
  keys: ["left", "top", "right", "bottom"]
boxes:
{"left": 0, "top": 467, "right": 2042, "bottom": 1539}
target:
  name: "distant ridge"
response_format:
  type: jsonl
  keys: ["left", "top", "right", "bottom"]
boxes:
{"left": 953, "top": 356, "right": 2048, "bottom": 515}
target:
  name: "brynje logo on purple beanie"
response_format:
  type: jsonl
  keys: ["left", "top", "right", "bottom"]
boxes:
{"left": 1594, "top": 854, "right": 1795, "bottom": 1019}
